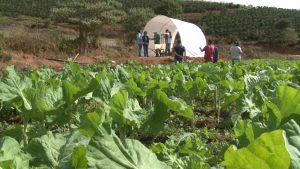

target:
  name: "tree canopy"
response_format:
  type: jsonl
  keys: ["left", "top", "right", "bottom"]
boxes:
{"left": 122, "top": 8, "right": 155, "bottom": 43}
{"left": 51, "top": 0, "right": 125, "bottom": 53}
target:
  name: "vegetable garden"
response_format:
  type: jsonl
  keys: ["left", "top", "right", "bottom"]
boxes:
{"left": 1, "top": 60, "right": 300, "bottom": 168}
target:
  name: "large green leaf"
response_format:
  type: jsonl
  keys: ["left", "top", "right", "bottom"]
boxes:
{"left": 62, "top": 62, "right": 98, "bottom": 105}
{"left": 155, "top": 90, "right": 194, "bottom": 119}
{"left": 175, "top": 155, "right": 211, "bottom": 169}
{"left": 127, "top": 79, "right": 146, "bottom": 97}
{"left": 92, "top": 77, "right": 123, "bottom": 103}
{"left": 115, "top": 65, "right": 131, "bottom": 82}
{"left": 186, "top": 78, "right": 209, "bottom": 98}
{"left": 222, "top": 130, "right": 291, "bottom": 169}
{"left": 63, "top": 80, "right": 81, "bottom": 105}
{"left": 1, "top": 126, "right": 23, "bottom": 143}
{"left": 177, "top": 133, "right": 210, "bottom": 157}
{"left": 62, "top": 78, "right": 97, "bottom": 106}
{"left": 151, "top": 133, "right": 212, "bottom": 169}
{"left": 79, "top": 111, "right": 105, "bottom": 137}
{"left": 243, "top": 73, "right": 267, "bottom": 92}
{"left": 0, "top": 136, "right": 31, "bottom": 169}
{"left": 237, "top": 93, "right": 262, "bottom": 119}
{"left": 168, "top": 96, "right": 194, "bottom": 119}
{"left": 58, "top": 131, "right": 90, "bottom": 169}
{"left": 86, "top": 123, "right": 170, "bottom": 169}
{"left": 221, "top": 92, "right": 242, "bottom": 110}
{"left": 141, "top": 90, "right": 194, "bottom": 135}
{"left": 21, "top": 84, "right": 64, "bottom": 122}
{"left": 233, "top": 120, "right": 268, "bottom": 148}
{"left": 25, "top": 132, "right": 66, "bottom": 168}
{"left": 71, "top": 146, "right": 88, "bottom": 169}
{"left": 109, "top": 91, "right": 146, "bottom": 128}
{"left": 275, "top": 85, "right": 300, "bottom": 123}
{"left": 262, "top": 101, "right": 282, "bottom": 129}
{"left": 0, "top": 66, "right": 32, "bottom": 110}
{"left": 140, "top": 90, "right": 171, "bottom": 134}
{"left": 281, "top": 120, "right": 300, "bottom": 169}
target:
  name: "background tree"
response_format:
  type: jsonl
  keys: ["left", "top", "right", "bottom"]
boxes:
{"left": 154, "top": 0, "right": 183, "bottom": 17}
{"left": 279, "top": 28, "right": 299, "bottom": 46}
{"left": 51, "top": 0, "right": 125, "bottom": 53}
{"left": 122, "top": 8, "right": 155, "bottom": 43}
{"left": 275, "top": 18, "right": 291, "bottom": 30}
{"left": 273, "top": 19, "right": 299, "bottom": 46}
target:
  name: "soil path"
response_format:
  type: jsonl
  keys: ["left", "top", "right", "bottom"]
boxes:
{"left": 1, "top": 51, "right": 299, "bottom": 70}
{"left": 0, "top": 52, "right": 208, "bottom": 70}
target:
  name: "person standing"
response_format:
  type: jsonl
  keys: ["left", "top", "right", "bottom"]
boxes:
{"left": 137, "top": 31, "right": 143, "bottom": 56}
{"left": 230, "top": 41, "right": 243, "bottom": 65}
{"left": 165, "top": 29, "right": 171, "bottom": 55}
{"left": 200, "top": 39, "right": 214, "bottom": 62}
{"left": 213, "top": 45, "right": 219, "bottom": 63}
{"left": 153, "top": 32, "right": 161, "bottom": 57}
{"left": 173, "top": 39, "right": 186, "bottom": 62}
{"left": 142, "top": 31, "right": 149, "bottom": 57}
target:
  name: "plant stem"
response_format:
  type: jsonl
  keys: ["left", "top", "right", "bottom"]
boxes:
{"left": 120, "top": 125, "right": 127, "bottom": 140}
{"left": 23, "top": 121, "right": 28, "bottom": 144}
{"left": 191, "top": 100, "right": 195, "bottom": 132}
{"left": 215, "top": 86, "right": 220, "bottom": 124}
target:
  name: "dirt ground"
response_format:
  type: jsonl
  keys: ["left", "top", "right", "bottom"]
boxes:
{"left": 0, "top": 51, "right": 209, "bottom": 70}
{"left": 0, "top": 50, "right": 299, "bottom": 70}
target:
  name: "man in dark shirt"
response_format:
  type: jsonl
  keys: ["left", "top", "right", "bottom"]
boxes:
{"left": 142, "top": 31, "right": 149, "bottom": 57}
{"left": 173, "top": 39, "right": 186, "bottom": 62}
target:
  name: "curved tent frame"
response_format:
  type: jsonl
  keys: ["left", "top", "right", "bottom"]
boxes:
{"left": 143, "top": 15, "right": 206, "bottom": 57}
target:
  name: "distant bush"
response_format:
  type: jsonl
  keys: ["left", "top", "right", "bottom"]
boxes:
{"left": 154, "top": 0, "right": 183, "bottom": 17}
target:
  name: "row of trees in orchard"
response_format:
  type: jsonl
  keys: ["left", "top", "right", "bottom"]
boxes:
{"left": 197, "top": 7, "right": 300, "bottom": 46}
{"left": 0, "top": 0, "right": 59, "bottom": 18}
{"left": 0, "top": 0, "right": 239, "bottom": 18}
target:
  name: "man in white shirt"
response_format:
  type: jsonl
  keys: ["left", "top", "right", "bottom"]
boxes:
{"left": 165, "top": 29, "right": 171, "bottom": 55}
{"left": 230, "top": 41, "right": 243, "bottom": 65}
{"left": 137, "top": 31, "right": 143, "bottom": 56}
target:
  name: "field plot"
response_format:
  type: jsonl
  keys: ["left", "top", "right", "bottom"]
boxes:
{"left": 0, "top": 60, "right": 300, "bottom": 168}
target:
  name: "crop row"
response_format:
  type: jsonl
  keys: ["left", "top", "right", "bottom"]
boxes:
{"left": 0, "top": 60, "right": 300, "bottom": 168}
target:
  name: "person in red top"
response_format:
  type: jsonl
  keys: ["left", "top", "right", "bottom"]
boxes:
{"left": 200, "top": 39, "right": 215, "bottom": 62}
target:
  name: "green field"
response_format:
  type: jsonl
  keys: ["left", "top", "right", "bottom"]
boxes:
{"left": 1, "top": 60, "right": 300, "bottom": 168}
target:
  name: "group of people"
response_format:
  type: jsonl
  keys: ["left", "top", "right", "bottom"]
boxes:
{"left": 137, "top": 30, "right": 243, "bottom": 64}
{"left": 137, "top": 29, "right": 172, "bottom": 57}
{"left": 199, "top": 39, "right": 242, "bottom": 64}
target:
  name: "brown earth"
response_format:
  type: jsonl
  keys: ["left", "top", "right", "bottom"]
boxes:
{"left": 2, "top": 51, "right": 300, "bottom": 71}
{"left": 0, "top": 51, "right": 215, "bottom": 70}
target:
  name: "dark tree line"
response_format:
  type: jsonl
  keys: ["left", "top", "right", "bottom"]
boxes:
{"left": 197, "top": 7, "right": 300, "bottom": 45}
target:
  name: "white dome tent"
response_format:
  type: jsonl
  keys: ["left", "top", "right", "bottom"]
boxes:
{"left": 142, "top": 15, "right": 206, "bottom": 57}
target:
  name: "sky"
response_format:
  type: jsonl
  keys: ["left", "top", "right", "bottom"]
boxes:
{"left": 204, "top": 0, "right": 300, "bottom": 10}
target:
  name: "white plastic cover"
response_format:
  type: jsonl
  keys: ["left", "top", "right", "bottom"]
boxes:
{"left": 143, "top": 15, "right": 206, "bottom": 57}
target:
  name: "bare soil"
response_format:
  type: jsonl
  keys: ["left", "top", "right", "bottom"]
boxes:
{"left": 0, "top": 51, "right": 213, "bottom": 70}
{"left": 2, "top": 49, "right": 300, "bottom": 71}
